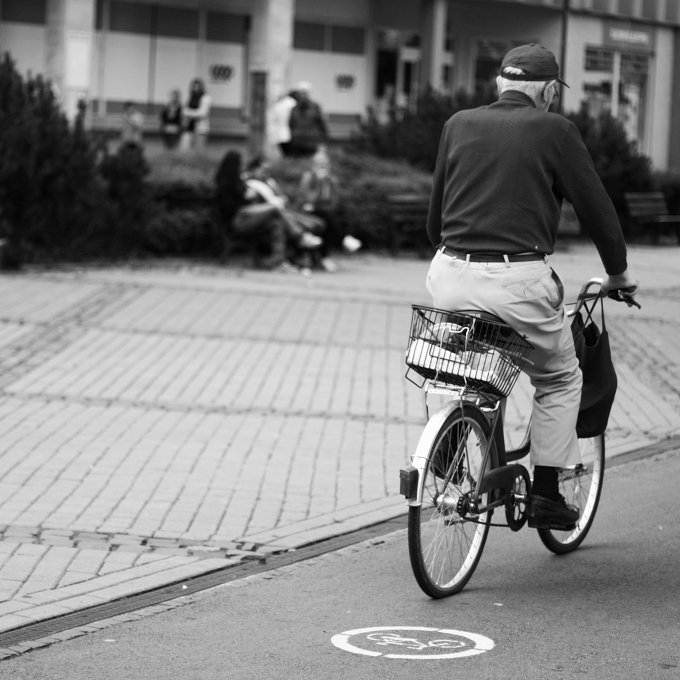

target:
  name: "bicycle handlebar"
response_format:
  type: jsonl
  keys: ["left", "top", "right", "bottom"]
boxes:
{"left": 568, "top": 278, "right": 641, "bottom": 317}
{"left": 606, "top": 286, "right": 641, "bottom": 309}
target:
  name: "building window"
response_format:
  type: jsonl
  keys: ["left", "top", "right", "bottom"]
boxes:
{"left": 331, "top": 26, "right": 364, "bottom": 55}
{"left": 109, "top": 1, "right": 153, "bottom": 35}
{"left": 618, "top": 0, "right": 636, "bottom": 16}
{"left": 592, "top": 0, "right": 610, "bottom": 12}
{"left": 585, "top": 47, "right": 614, "bottom": 72}
{"left": 294, "top": 21, "right": 366, "bottom": 55}
{"left": 0, "top": 0, "right": 46, "bottom": 25}
{"left": 620, "top": 52, "right": 649, "bottom": 76}
{"left": 294, "top": 21, "right": 326, "bottom": 51}
{"left": 206, "top": 12, "right": 249, "bottom": 44}
{"left": 641, "top": 0, "right": 657, "bottom": 20}
{"left": 156, "top": 6, "right": 199, "bottom": 40}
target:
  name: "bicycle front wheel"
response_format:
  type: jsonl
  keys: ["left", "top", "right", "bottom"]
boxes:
{"left": 537, "top": 433, "right": 605, "bottom": 554}
{"left": 408, "top": 404, "right": 496, "bottom": 598}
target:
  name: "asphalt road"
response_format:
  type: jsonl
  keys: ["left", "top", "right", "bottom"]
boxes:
{"left": 2, "top": 450, "right": 680, "bottom": 680}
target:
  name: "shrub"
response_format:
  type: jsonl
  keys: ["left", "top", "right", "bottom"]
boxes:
{"left": 0, "top": 52, "right": 107, "bottom": 260}
{"left": 565, "top": 103, "right": 653, "bottom": 230}
{"left": 147, "top": 150, "right": 219, "bottom": 188}
{"left": 144, "top": 208, "right": 222, "bottom": 256}
{"left": 354, "top": 86, "right": 496, "bottom": 171}
{"left": 99, "top": 144, "right": 156, "bottom": 248}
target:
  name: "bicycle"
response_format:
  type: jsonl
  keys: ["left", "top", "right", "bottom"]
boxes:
{"left": 400, "top": 278, "right": 631, "bottom": 598}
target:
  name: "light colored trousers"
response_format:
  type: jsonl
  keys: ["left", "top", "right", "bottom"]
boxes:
{"left": 426, "top": 249, "right": 582, "bottom": 468}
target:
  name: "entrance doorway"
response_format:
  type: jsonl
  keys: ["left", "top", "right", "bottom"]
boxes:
{"left": 375, "top": 29, "right": 421, "bottom": 120}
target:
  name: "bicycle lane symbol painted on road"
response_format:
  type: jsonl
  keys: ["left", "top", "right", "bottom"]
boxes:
{"left": 331, "top": 626, "right": 494, "bottom": 659}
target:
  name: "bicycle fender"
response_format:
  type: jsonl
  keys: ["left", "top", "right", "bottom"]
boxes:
{"left": 406, "top": 401, "right": 460, "bottom": 507}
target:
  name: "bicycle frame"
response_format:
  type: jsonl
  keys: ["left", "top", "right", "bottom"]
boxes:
{"left": 406, "top": 278, "right": 606, "bottom": 512}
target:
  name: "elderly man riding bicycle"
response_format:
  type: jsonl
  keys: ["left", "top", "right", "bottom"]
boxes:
{"left": 425, "top": 43, "right": 639, "bottom": 529}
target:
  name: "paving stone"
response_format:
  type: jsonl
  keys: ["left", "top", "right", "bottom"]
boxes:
{"left": 0, "top": 251, "right": 675, "bottom": 636}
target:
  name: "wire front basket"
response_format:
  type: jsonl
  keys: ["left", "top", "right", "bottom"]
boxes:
{"left": 405, "top": 305, "right": 533, "bottom": 400}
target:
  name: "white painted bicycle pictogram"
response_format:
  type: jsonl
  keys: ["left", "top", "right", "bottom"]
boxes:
{"left": 366, "top": 632, "right": 465, "bottom": 650}
{"left": 331, "top": 626, "right": 494, "bottom": 659}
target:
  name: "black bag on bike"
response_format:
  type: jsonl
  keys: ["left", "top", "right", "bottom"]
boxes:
{"left": 571, "top": 297, "right": 617, "bottom": 438}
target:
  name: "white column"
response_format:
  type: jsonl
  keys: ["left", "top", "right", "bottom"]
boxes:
{"left": 420, "top": 0, "right": 447, "bottom": 92}
{"left": 247, "top": 0, "right": 295, "bottom": 154}
{"left": 46, "top": 0, "right": 96, "bottom": 121}
{"left": 248, "top": 0, "right": 295, "bottom": 103}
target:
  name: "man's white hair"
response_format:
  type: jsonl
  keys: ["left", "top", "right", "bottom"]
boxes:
{"left": 497, "top": 66, "right": 554, "bottom": 100}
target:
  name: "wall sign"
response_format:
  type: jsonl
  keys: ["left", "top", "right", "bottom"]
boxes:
{"left": 209, "top": 64, "right": 234, "bottom": 82}
{"left": 603, "top": 21, "right": 654, "bottom": 53}
{"left": 335, "top": 74, "right": 355, "bottom": 91}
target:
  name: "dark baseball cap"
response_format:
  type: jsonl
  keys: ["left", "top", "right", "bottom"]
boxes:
{"left": 500, "top": 43, "right": 569, "bottom": 87}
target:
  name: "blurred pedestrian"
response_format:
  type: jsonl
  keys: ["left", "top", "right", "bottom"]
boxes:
{"left": 298, "top": 149, "right": 362, "bottom": 272}
{"left": 244, "top": 156, "right": 325, "bottom": 253}
{"left": 181, "top": 78, "right": 212, "bottom": 151}
{"left": 215, "top": 152, "right": 323, "bottom": 270}
{"left": 120, "top": 101, "right": 144, "bottom": 150}
{"left": 160, "top": 89, "right": 182, "bottom": 150}
{"left": 288, "top": 81, "right": 328, "bottom": 158}
{"left": 268, "top": 89, "right": 298, "bottom": 157}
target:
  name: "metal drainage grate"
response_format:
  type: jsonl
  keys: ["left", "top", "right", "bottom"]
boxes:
{"left": 0, "top": 514, "right": 409, "bottom": 648}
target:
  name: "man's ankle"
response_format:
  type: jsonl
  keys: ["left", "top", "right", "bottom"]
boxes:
{"left": 532, "top": 465, "right": 560, "bottom": 501}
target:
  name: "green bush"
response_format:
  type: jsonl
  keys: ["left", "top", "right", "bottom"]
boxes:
{"left": 354, "top": 86, "right": 496, "bottom": 171}
{"left": 0, "top": 53, "right": 159, "bottom": 260}
{"left": 0, "top": 53, "right": 107, "bottom": 260}
{"left": 565, "top": 103, "right": 652, "bottom": 230}
{"left": 144, "top": 208, "right": 222, "bottom": 256}
{"left": 99, "top": 144, "right": 156, "bottom": 245}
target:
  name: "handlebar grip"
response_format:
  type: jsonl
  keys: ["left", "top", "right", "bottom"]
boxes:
{"left": 607, "top": 287, "right": 641, "bottom": 309}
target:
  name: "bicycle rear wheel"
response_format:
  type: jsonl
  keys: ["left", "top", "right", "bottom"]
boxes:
{"left": 537, "top": 433, "right": 605, "bottom": 554}
{"left": 408, "top": 404, "right": 496, "bottom": 598}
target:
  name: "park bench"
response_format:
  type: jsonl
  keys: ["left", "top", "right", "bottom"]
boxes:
{"left": 387, "top": 193, "right": 433, "bottom": 258}
{"left": 624, "top": 192, "right": 680, "bottom": 245}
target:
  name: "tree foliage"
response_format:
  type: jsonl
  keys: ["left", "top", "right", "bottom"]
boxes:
{"left": 565, "top": 102, "right": 653, "bottom": 220}
{"left": 0, "top": 53, "right": 107, "bottom": 258}
{"left": 354, "top": 86, "right": 497, "bottom": 172}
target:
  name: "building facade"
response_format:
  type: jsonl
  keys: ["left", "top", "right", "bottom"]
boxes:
{"left": 1, "top": 0, "right": 680, "bottom": 169}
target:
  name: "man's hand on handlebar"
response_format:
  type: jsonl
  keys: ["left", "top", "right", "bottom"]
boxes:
{"left": 601, "top": 270, "right": 641, "bottom": 309}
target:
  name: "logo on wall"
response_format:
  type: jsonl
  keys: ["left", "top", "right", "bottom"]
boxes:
{"left": 335, "top": 74, "right": 355, "bottom": 91}
{"left": 210, "top": 65, "right": 234, "bottom": 83}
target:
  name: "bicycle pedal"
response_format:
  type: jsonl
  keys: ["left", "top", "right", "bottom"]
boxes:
{"left": 528, "top": 518, "right": 577, "bottom": 531}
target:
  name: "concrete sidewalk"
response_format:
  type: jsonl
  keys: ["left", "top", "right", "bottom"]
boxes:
{"left": 0, "top": 242, "right": 678, "bottom": 639}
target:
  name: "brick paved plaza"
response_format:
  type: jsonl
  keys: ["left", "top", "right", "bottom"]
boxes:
{"left": 0, "top": 243, "right": 678, "bottom": 636}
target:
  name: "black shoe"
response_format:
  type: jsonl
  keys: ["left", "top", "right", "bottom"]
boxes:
{"left": 528, "top": 494, "right": 579, "bottom": 529}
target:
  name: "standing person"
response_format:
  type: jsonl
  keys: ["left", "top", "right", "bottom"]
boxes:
{"left": 288, "top": 81, "right": 328, "bottom": 158}
{"left": 120, "top": 101, "right": 144, "bottom": 150}
{"left": 181, "top": 78, "right": 212, "bottom": 151}
{"left": 425, "top": 44, "right": 639, "bottom": 529}
{"left": 298, "top": 149, "right": 362, "bottom": 272}
{"left": 268, "top": 89, "right": 298, "bottom": 157}
{"left": 159, "top": 89, "right": 183, "bottom": 150}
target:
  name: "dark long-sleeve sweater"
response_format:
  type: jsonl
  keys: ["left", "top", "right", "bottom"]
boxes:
{"left": 426, "top": 90, "right": 627, "bottom": 275}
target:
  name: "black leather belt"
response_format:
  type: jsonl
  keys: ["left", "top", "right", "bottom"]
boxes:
{"left": 439, "top": 246, "right": 545, "bottom": 262}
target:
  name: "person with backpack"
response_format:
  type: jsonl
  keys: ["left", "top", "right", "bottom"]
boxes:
{"left": 288, "top": 82, "right": 328, "bottom": 158}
